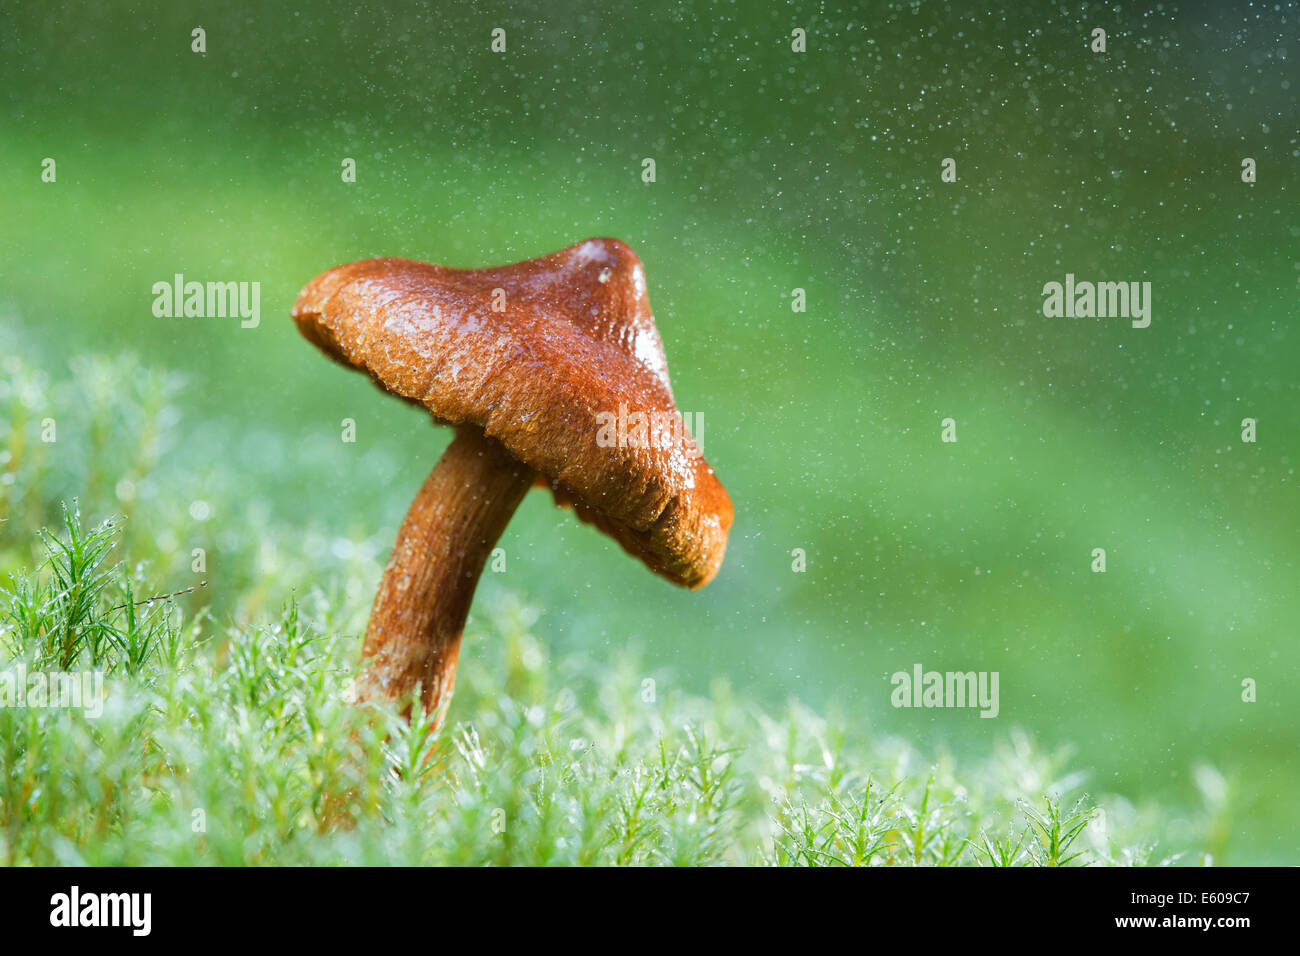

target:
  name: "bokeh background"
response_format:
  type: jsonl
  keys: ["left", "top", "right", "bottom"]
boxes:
{"left": 1, "top": 1, "right": 1295, "bottom": 862}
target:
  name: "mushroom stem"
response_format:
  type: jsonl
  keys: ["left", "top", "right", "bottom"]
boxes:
{"left": 354, "top": 427, "right": 535, "bottom": 725}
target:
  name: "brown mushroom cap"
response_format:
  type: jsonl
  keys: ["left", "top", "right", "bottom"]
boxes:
{"left": 291, "top": 237, "right": 733, "bottom": 589}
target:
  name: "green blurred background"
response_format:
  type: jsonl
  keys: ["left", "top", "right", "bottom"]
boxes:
{"left": 1, "top": 1, "right": 1295, "bottom": 862}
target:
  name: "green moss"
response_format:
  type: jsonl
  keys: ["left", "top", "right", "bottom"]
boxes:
{"left": 0, "top": 348, "right": 1215, "bottom": 865}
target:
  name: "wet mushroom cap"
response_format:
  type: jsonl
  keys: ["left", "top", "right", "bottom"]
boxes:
{"left": 291, "top": 237, "right": 733, "bottom": 588}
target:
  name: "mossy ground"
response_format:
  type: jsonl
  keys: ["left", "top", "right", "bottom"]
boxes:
{"left": 0, "top": 349, "right": 1220, "bottom": 865}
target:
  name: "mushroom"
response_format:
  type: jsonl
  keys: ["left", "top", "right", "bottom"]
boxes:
{"left": 292, "top": 238, "right": 733, "bottom": 725}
